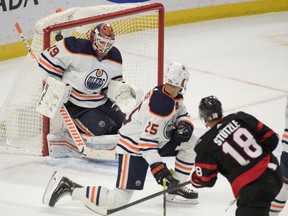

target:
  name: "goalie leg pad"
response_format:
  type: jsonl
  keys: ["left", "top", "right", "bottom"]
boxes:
{"left": 47, "top": 131, "right": 82, "bottom": 158}
{"left": 48, "top": 131, "right": 118, "bottom": 158}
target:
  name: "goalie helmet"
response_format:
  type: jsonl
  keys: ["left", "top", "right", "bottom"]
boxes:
{"left": 91, "top": 23, "right": 115, "bottom": 56}
{"left": 165, "top": 62, "right": 190, "bottom": 94}
{"left": 199, "top": 95, "right": 223, "bottom": 124}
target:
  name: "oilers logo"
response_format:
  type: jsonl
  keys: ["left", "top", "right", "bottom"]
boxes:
{"left": 84, "top": 69, "right": 108, "bottom": 90}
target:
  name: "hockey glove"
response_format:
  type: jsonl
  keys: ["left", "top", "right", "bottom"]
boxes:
{"left": 173, "top": 121, "right": 193, "bottom": 142}
{"left": 150, "top": 162, "right": 179, "bottom": 187}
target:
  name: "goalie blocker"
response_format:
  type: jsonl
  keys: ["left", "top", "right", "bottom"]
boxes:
{"left": 36, "top": 76, "right": 72, "bottom": 118}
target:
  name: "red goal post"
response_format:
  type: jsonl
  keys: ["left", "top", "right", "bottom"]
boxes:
{"left": 0, "top": 3, "right": 164, "bottom": 156}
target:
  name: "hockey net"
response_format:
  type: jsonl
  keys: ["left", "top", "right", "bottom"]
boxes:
{"left": 0, "top": 3, "right": 164, "bottom": 156}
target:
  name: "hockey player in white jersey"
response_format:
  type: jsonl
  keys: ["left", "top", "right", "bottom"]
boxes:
{"left": 37, "top": 23, "right": 138, "bottom": 155}
{"left": 270, "top": 96, "right": 288, "bottom": 215}
{"left": 42, "top": 62, "right": 199, "bottom": 212}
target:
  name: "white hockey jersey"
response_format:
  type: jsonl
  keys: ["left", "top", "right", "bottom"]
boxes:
{"left": 38, "top": 37, "right": 123, "bottom": 108}
{"left": 116, "top": 85, "right": 196, "bottom": 180}
{"left": 282, "top": 96, "right": 288, "bottom": 153}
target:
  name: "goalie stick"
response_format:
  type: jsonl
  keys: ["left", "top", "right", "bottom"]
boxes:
{"left": 104, "top": 180, "right": 191, "bottom": 215}
{"left": 14, "top": 22, "right": 116, "bottom": 161}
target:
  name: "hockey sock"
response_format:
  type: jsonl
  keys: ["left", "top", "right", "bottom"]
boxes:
{"left": 270, "top": 183, "right": 288, "bottom": 215}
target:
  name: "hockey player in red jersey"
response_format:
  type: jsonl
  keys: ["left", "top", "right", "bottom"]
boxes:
{"left": 191, "top": 95, "right": 283, "bottom": 216}
{"left": 42, "top": 62, "right": 199, "bottom": 212}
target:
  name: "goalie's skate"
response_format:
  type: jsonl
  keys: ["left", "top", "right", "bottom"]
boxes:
{"left": 42, "top": 171, "right": 83, "bottom": 207}
{"left": 167, "top": 186, "right": 199, "bottom": 204}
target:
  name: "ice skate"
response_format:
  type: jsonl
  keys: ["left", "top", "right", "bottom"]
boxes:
{"left": 42, "top": 171, "right": 83, "bottom": 207}
{"left": 167, "top": 186, "right": 199, "bottom": 204}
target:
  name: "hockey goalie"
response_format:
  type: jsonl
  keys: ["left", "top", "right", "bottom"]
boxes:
{"left": 36, "top": 22, "right": 142, "bottom": 159}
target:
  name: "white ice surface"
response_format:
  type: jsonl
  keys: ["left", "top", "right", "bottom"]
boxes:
{"left": 0, "top": 12, "right": 288, "bottom": 216}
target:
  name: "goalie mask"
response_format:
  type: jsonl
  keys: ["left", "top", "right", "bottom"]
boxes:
{"left": 164, "top": 62, "right": 190, "bottom": 94}
{"left": 91, "top": 23, "right": 115, "bottom": 56}
{"left": 199, "top": 95, "right": 223, "bottom": 124}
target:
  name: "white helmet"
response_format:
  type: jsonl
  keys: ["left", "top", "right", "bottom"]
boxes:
{"left": 165, "top": 62, "right": 190, "bottom": 93}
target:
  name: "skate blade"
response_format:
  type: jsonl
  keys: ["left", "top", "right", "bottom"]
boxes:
{"left": 166, "top": 195, "right": 199, "bottom": 205}
{"left": 42, "top": 171, "right": 60, "bottom": 205}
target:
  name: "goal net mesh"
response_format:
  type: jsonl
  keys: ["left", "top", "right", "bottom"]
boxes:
{"left": 0, "top": 3, "right": 163, "bottom": 156}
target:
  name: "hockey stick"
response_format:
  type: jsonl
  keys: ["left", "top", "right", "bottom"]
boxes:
{"left": 105, "top": 181, "right": 191, "bottom": 215}
{"left": 14, "top": 22, "right": 116, "bottom": 160}
{"left": 163, "top": 179, "right": 167, "bottom": 216}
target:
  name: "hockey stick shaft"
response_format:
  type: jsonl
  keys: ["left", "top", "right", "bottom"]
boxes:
{"left": 106, "top": 181, "right": 191, "bottom": 215}
{"left": 163, "top": 179, "right": 166, "bottom": 216}
{"left": 14, "top": 22, "right": 116, "bottom": 160}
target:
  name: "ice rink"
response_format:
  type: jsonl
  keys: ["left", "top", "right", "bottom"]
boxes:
{"left": 0, "top": 11, "right": 288, "bottom": 216}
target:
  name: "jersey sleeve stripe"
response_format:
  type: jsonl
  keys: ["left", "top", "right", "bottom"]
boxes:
{"left": 256, "top": 122, "right": 264, "bottom": 132}
{"left": 195, "top": 162, "right": 218, "bottom": 170}
{"left": 119, "top": 132, "right": 138, "bottom": 144}
{"left": 39, "top": 55, "right": 64, "bottom": 77}
{"left": 38, "top": 64, "right": 62, "bottom": 79}
{"left": 260, "top": 130, "right": 275, "bottom": 142}
{"left": 40, "top": 53, "right": 65, "bottom": 71}
{"left": 198, "top": 173, "right": 218, "bottom": 183}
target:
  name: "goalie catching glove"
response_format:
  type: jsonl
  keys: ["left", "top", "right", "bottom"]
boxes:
{"left": 107, "top": 80, "right": 143, "bottom": 113}
{"left": 150, "top": 162, "right": 179, "bottom": 187}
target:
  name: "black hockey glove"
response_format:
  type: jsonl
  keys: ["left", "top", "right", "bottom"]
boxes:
{"left": 150, "top": 162, "right": 179, "bottom": 187}
{"left": 173, "top": 121, "right": 193, "bottom": 142}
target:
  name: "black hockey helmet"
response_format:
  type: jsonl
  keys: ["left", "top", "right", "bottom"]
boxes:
{"left": 199, "top": 95, "right": 223, "bottom": 123}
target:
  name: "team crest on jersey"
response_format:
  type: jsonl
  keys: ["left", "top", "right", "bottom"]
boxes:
{"left": 84, "top": 69, "right": 108, "bottom": 90}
